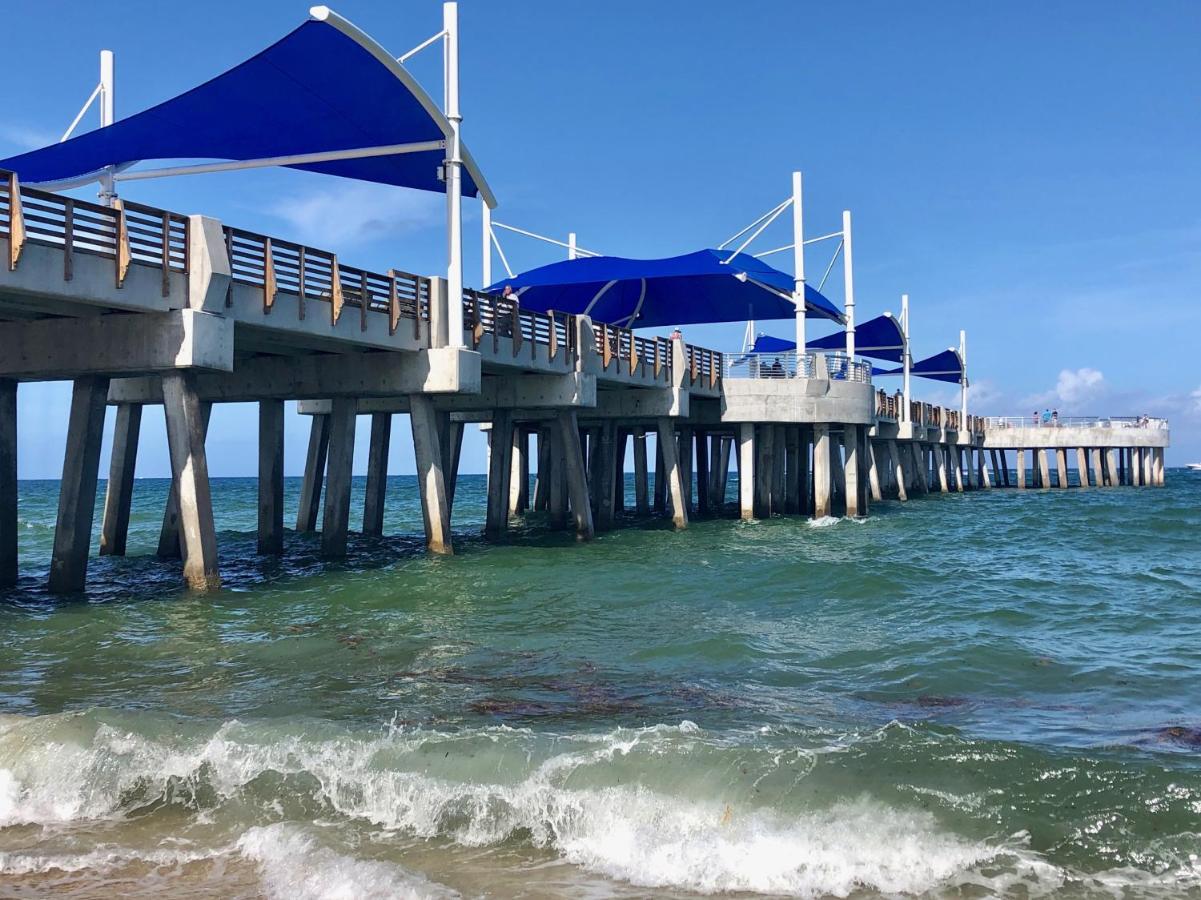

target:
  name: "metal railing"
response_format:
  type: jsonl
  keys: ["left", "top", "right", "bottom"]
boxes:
{"left": 722, "top": 350, "right": 816, "bottom": 380}
{"left": 984, "top": 415, "right": 1170, "bottom": 430}
{"left": 824, "top": 352, "right": 873, "bottom": 383}
{"left": 2, "top": 170, "right": 188, "bottom": 296}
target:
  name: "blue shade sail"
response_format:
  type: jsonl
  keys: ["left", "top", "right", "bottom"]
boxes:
{"left": 876, "top": 348, "right": 966, "bottom": 384}
{"left": 750, "top": 313, "right": 905, "bottom": 363}
{"left": 487, "top": 249, "right": 843, "bottom": 328}
{"left": 0, "top": 10, "right": 493, "bottom": 203}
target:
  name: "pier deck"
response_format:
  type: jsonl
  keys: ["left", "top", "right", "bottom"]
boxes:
{"left": 0, "top": 174, "right": 1169, "bottom": 593}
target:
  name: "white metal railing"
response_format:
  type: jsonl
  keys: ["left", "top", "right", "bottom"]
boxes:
{"left": 984, "top": 415, "right": 1170, "bottom": 430}
{"left": 720, "top": 350, "right": 872, "bottom": 384}
{"left": 722, "top": 350, "right": 816, "bottom": 379}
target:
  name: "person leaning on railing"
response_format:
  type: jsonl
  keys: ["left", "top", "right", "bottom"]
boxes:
{"left": 499, "top": 284, "right": 519, "bottom": 337}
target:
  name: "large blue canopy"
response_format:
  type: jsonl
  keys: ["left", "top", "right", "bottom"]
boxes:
{"left": 488, "top": 249, "right": 843, "bottom": 328}
{"left": 0, "top": 8, "right": 494, "bottom": 203}
{"left": 749, "top": 313, "right": 905, "bottom": 362}
{"left": 876, "top": 348, "right": 966, "bottom": 385}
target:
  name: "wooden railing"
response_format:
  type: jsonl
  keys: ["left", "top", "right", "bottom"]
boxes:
{"left": 1, "top": 171, "right": 187, "bottom": 296}
{"left": 876, "top": 389, "right": 901, "bottom": 420}
{"left": 463, "top": 289, "right": 575, "bottom": 362}
{"left": 594, "top": 321, "right": 675, "bottom": 380}
{"left": 686, "top": 342, "right": 721, "bottom": 388}
{"left": 223, "top": 225, "right": 430, "bottom": 339}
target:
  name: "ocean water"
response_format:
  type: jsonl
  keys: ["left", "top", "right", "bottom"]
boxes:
{"left": 2, "top": 473, "right": 1200, "bottom": 899}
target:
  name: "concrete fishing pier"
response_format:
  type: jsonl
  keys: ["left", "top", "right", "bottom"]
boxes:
{"left": 0, "top": 173, "right": 1170, "bottom": 594}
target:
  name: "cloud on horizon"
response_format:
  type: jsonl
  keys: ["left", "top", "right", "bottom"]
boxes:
{"left": 266, "top": 183, "right": 442, "bottom": 248}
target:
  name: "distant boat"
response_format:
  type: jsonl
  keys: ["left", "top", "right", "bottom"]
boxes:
{"left": 1188, "top": 463, "right": 1201, "bottom": 471}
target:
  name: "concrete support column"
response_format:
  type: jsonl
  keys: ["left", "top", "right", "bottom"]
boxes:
{"left": 753, "top": 424, "right": 773, "bottom": 518}
{"left": 49, "top": 377, "right": 110, "bottom": 593}
{"left": 980, "top": 448, "right": 993, "bottom": 488}
{"left": 486, "top": 410, "right": 515, "bottom": 540}
{"left": 1054, "top": 447, "right": 1068, "bottom": 488}
{"left": 99, "top": 403, "right": 142, "bottom": 557}
{"left": 866, "top": 440, "right": 883, "bottom": 503}
{"left": 844, "top": 425, "right": 863, "bottom": 518}
{"left": 1037, "top": 449, "right": 1051, "bottom": 489}
{"left": 813, "top": 424, "right": 832, "bottom": 518}
{"left": 320, "top": 398, "right": 356, "bottom": 558}
{"left": 797, "top": 427, "right": 811, "bottom": 515}
{"left": 887, "top": 439, "right": 908, "bottom": 502}
{"left": 1017, "top": 449, "right": 1027, "bottom": 489}
{"left": 770, "top": 425, "right": 786, "bottom": 514}
{"left": 707, "top": 434, "right": 722, "bottom": 505}
{"left": 257, "top": 400, "right": 285, "bottom": 555}
{"left": 160, "top": 372, "right": 220, "bottom": 589}
{"left": 509, "top": 427, "right": 528, "bottom": 516}
{"left": 410, "top": 395, "right": 453, "bottom": 554}
{"left": 157, "top": 402, "right": 212, "bottom": 559}
{"left": 548, "top": 424, "right": 568, "bottom": 529}
{"left": 361, "top": 412, "right": 392, "bottom": 536}
{"left": 653, "top": 431, "right": 667, "bottom": 513}
{"left": 1156, "top": 447, "right": 1166, "bottom": 486}
{"left": 936, "top": 444, "right": 950, "bottom": 492}
{"left": 1074, "top": 447, "right": 1088, "bottom": 488}
{"left": 738, "top": 423, "right": 755, "bottom": 520}
{"left": 1144, "top": 448, "right": 1154, "bottom": 487}
{"left": 556, "top": 411, "right": 594, "bottom": 539}
{"left": 532, "top": 428, "right": 551, "bottom": 512}
{"left": 910, "top": 443, "right": 927, "bottom": 494}
{"left": 830, "top": 432, "right": 847, "bottom": 510}
{"left": 440, "top": 418, "right": 464, "bottom": 519}
{"left": 657, "top": 418, "right": 688, "bottom": 529}
{"left": 633, "top": 429, "right": 650, "bottom": 514}
{"left": 595, "top": 420, "right": 618, "bottom": 531}
{"left": 785, "top": 427, "right": 802, "bottom": 513}
{"left": 717, "top": 435, "right": 733, "bottom": 511}
{"left": 296, "top": 414, "right": 330, "bottom": 533}
{"left": 695, "top": 430, "right": 710, "bottom": 515}
{"left": 678, "top": 426, "right": 694, "bottom": 514}
{"left": 951, "top": 446, "right": 965, "bottom": 492}
{"left": 0, "top": 380, "right": 16, "bottom": 588}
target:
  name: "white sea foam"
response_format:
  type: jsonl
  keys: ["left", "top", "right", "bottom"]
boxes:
{"left": 2, "top": 713, "right": 1198, "bottom": 898}
{"left": 808, "top": 515, "right": 842, "bottom": 528}
{"left": 237, "top": 823, "right": 456, "bottom": 900}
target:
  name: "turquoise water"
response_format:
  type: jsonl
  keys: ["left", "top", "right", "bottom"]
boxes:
{"left": 2, "top": 473, "right": 1200, "bottom": 898}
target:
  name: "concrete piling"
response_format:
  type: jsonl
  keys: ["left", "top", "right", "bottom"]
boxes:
{"left": 99, "top": 402, "right": 142, "bottom": 557}
{"left": 556, "top": 410, "right": 594, "bottom": 540}
{"left": 813, "top": 424, "right": 832, "bottom": 518}
{"left": 320, "top": 397, "right": 356, "bottom": 559}
{"left": 633, "top": 429, "right": 649, "bottom": 514}
{"left": 410, "top": 395, "right": 452, "bottom": 554}
{"left": 485, "top": 409, "right": 515, "bottom": 540}
{"left": 362, "top": 412, "right": 392, "bottom": 536}
{"left": 657, "top": 418, "right": 688, "bottom": 529}
{"left": 0, "top": 380, "right": 16, "bottom": 587}
{"left": 158, "top": 402, "right": 212, "bottom": 559}
{"left": 257, "top": 399, "right": 285, "bottom": 555}
{"left": 161, "top": 372, "right": 220, "bottom": 590}
{"left": 49, "top": 377, "right": 110, "bottom": 593}
{"left": 296, "top": 413, "right": 330, "bottom": 534}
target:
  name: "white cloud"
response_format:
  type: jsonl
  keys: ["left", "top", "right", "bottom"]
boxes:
{"left": 0, "top": 124, "right": 56, "bottom": 151}
{"left": 1191, "top": 385, "right": 1201, "bottom": 415}
{"left": 267, "top": 183, "right": 441, "bottom": 248}
{"left": 1053, "top": 367, "right": 1106, "bottom": 404}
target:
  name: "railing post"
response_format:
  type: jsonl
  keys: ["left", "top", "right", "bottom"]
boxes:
{"left": 63, "top": 198, "right": 74, "bottom": 282}
{"left": 548, "top": 311, "right": 558, "bottom": 360}
{"left": 113, "top": 199, "right": 131, "bottom": 288}
{"left": 629, "top": 331, "right": 639, "bottom": 375}
{"left": 387, "top": 270, "right": 400, "bottom": 335}
{"left": 224, "top": 228, "right": 234, "bottom": 308}
{"left": 6, "top": 172, "right": 24, "bottom": 272}
{"left": 262, "top": 237, "right": 276, "bottom": 313}
{"left": 359, "top": 269, "right": 368, "bottom": 332}
{"left": 160, "top": 211, "right": 171, "bottom": 298}
{"left": 511, "top": 302, "right": 522, "bottom": 357}
{"left": 329, "top": 254, "right": 344, "bottom": 324}
{"left": 297, "top": 246, "right": 307, "bottom": 320}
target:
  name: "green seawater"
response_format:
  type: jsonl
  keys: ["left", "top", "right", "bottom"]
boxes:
{"left": 2, "top": 473, "right": 1200, "bottom": 898}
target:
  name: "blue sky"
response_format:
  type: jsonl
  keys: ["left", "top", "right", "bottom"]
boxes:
{"left": 4, "top": 0, "right": 1199, "bottom": 477}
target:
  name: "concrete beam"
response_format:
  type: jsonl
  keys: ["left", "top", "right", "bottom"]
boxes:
{"left": 110, "top": 347, "right": 482, "bottom": 404}
{"left": 0, "top": 310, "right": 232, "bottom": 381}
